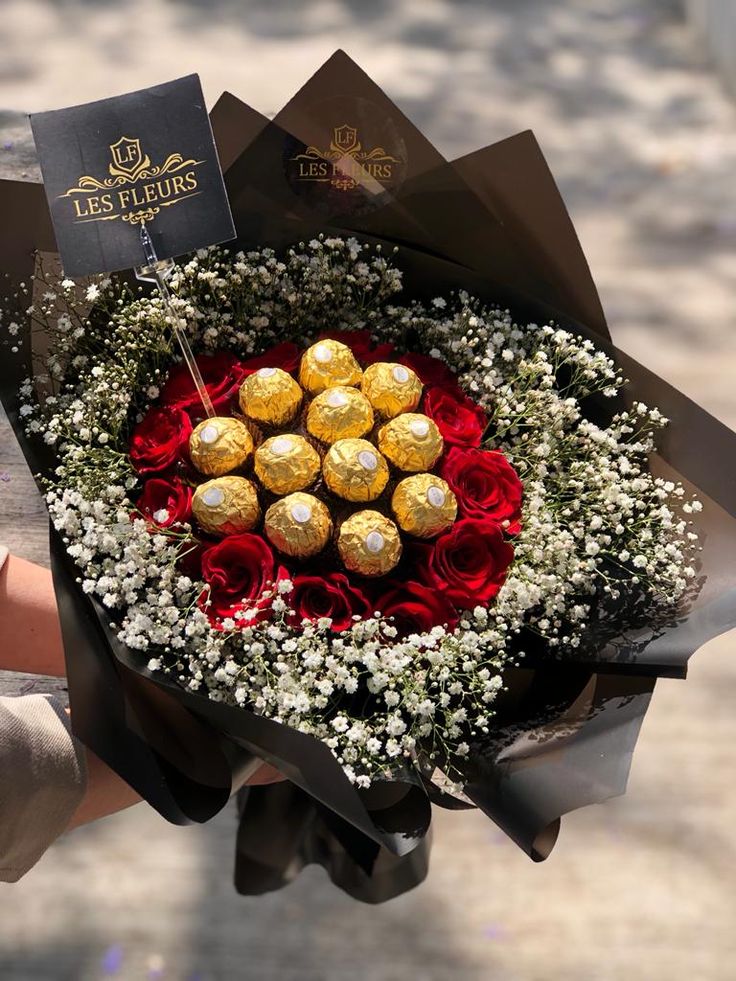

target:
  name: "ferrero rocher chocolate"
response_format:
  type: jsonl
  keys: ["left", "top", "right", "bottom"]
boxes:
{"left": 298, "top": 339, "right": 362, "bottom": 395}
{"left": 391, "top": 474, "right": 457, "bottom": 538}
{"left": 254, "top": 434, "right": 321, "bottom": 495}
{"left": 377, "top": 413, "right": 443, "bottom": 472}
{"left": 192, "top": 476, "right": 260, "bottom": 536}
{"left": 238, "top": 366, "right": 302, "bottom": 426}
{"left": 337, "top": 510, "right": 402, "bottom": 577}
{"left": 306, "top": 386, "right": 374, "bottom": 444}
{"left": 322, "top": 438, "right": 389, "bottom": 502}
{"left": 360, "top": 361, "right": 423, "bottom": 418}
{"left": 264, "top": 492, "right": 333, "bottom": 558}
{"left": 189, "top": 416, "right": 254, "bottom": 476}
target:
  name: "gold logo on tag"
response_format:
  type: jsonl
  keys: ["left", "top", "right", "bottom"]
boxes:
{"left": 58, "top": 137, "right": 205, "bottom": 225}
{"left": 288, "top": 124, "right": 402, "bottom": 193}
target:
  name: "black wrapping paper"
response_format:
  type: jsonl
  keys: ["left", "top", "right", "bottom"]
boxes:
{"left": 1, "top": 52, "right": 734, "bottom": 902}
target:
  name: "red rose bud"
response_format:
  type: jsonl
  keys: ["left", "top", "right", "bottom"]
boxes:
{"left": 423, "top": 517, "right": 514, "bottom": 607}
{"left": 375, "top": 580, "right": 459, "bottom": 637}
{"left": 200, "top": 533, "right": 287, "bottom": 624}
{"left": 319, "top": 329, "right": 395, "bottom": 365}
{"left": 289, "top": 572, "right": 372, "bottom": 632}
{"left": 422, "top": 386, "right": 487, "bottom": 448}
{"left": 440, "top": 446, "right": 523, "bottom": 534}
{"left": 129, "top": 405, "right": 193, "bottom": 474}
{"left": 134, "top": 477, "right": 192, "bottom": 529}
{"left": 399, "top": 352, "right": 462, "bottom": 392}
{"left": 159, "top": 351, "right": 247, "bottom": 419}
{"left": 240, "top": 341, "right": 301, "bottom": 376}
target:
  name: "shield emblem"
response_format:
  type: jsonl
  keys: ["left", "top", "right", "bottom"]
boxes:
{"left": 333, "top": 125, "right": 358, "bottom": 154}
{"left": 109, "top": 136, "right": 144, "bottom": 175}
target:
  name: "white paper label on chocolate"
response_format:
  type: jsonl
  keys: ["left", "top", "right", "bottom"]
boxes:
{"left": 291, "top": 502, "right": 312, "bottom": 524}
{"left": 200, "top": 424, "right": 220, "bottom": 445}
{"left": 202, "top": 486, "right": 225, "bottom": 507}
{"left": 410, "top": 418, "right": 430, "bottom": 438}
{"left": 392, "top": 365, "right": 410, "bottom": 383}
{"left": 326, "top": 389, "right": 349, "bottom": 408}
{"left": 314, "top": 344, "right": 333, "bottom": 364}
{"left": 271, "top": 436, "right": 294, "bottom": 456}
{"left": 153, "top": 508, "right": 170, "bottom": 524}
{"left": 358, "top": 450, "right": 378, "bottom": 471}
{"left": 365, "top": 530, "right": 385, "bottom": 553}
{"left": 257, "top": 367, "right": 277, "bottom": 378}
{"left": 427, "top": 486, "right": 446, "bottom": 508}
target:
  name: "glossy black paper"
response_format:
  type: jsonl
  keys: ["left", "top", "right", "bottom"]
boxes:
{"left": 2, "top": 52, "right": 734, "bottom": 903}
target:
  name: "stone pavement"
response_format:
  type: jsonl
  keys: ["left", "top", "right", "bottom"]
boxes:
{"left": 1, "top": 2, "right": 735, "bottom": 979}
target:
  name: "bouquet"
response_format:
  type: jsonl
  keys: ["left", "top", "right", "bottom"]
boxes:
{"left": 2, "top": 53, "right": 735, "bottom": 903}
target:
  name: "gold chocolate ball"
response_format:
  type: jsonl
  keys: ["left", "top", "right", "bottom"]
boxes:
{"left": 391, "top": 474, "right": 457, "bottom": 538}
{"left": 264, "top": 492, "right": 333, "bottom": 559}
{"left": 254, "top": 434, "right": 321, "bottom": 495}
{"left": 360, "top": 361, "right": 423, "bottom": 418}
{"left": 238, "top": 366, "right": 303, "bottom": 426}
{"left": 322, "top": 438, "right": 389, "bottom": 502}
{"left": 377, "top": 413, "right": 443, "bottom": 472}
{"left": 337, "top": 510, "right": 402, "bottom": 577}
{"left": 189, "top": 416, "right": 254, "bottom": 476}
{"left": 306, "top": 386, "right": 374, "bottom": 444}
{"left": 192, "top": 476, "right": 261, "bottom": 536}
{"left": 298, "top": 339, "right": 362, "bottom": 396}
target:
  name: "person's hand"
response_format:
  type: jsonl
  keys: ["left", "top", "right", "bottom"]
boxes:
{"left": 246, "top": 762, "right": 285, "bottom": 786}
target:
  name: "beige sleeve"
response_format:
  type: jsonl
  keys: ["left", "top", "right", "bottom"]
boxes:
{"left": 0, "top": 693, "right": 87, "bottom": 883}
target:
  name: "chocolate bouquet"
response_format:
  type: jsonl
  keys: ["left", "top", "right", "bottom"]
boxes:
{"left": 2, "top": 53, "right": 735, "bottom": 903}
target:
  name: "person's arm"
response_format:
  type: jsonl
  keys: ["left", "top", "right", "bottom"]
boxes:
{"left": 0, "top": 550, "right": 67, "bottom": 677}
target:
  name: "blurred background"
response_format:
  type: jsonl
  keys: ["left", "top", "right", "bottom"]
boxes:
{"left": 1, "top": 1, "right": 735, "bottom": 979}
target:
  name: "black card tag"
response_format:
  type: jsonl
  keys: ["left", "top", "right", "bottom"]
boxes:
{"left": 30, "top": 74, "right": 235, "bottom": 277}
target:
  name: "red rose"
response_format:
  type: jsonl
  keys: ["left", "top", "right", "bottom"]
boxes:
{"left": 419, "top": 517, "right": 514, "bottom": 607}
{"left": 241, "top": 341, "right": 301, "bottom": 376}
{"left": 318, "top": 329, "right": 395, "bottom": 364}
{"left": 440, "top": 446, "right": 523, "bottom": 534}
{"left": 399, "top": 352, "right": 461, "bottom": 392}
{"left": 375, "top": 580, "right": 459, "bottom": 636}
{"left": 200, "top": 533, "right": 287, "bottom": 624}
{"left": 422, "top": 386, "right": 487, "bottom": 448}
{"left": 160, "top": 351, "right": 247, "bottom": 419}
{"left": 134, "top": 477, "right": 192, "bottom": 528}
{"left": 289, "top": 572, "right": 372, "bottom": 632}
{"left": 129, "top": 405, "right": 192, "bottom": 474}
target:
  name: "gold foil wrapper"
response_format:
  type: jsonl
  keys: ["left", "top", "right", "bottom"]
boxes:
{"left": 306, "top": 386, "right": 374, "bottom": 444}
{"left": 361, "top": 361, "right": 423, "bottom": 418}
{"left": 238, "top": 367, "right": 303, "bottom": 426}
{"left": 391, "top": 474, "right": 457, "bottom": 538}
{"left": 192, "top": 476, "right": 261, "bottom": 536}
{"left": 189, "top": 416, "right": 254, "bottom": 477}
{"left": 322, "top": 438, "right": 389, "bottom": 502}
{"left": 337, "top": 510, "right": 402, "bottom": 577}
{"left": 298, "top": 339, "right": 362, "bottom": 395}
{"left": 264, "top": 492, "right": 333, "bottom": 558}
{"left": 254, "top": 434, "right": 321, "bottom": 495}
{"left": 377, "top": 413, "right": 443, "bottom": 472}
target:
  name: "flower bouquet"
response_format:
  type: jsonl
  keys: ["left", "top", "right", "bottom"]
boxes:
{"left": 2, "top": 53, "right": 735, "bottom": 903}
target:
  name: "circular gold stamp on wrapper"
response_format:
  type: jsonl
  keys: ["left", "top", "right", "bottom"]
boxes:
{"left": 306, "top": 385, "right": 374, "bottom": 443}
{"left": 337, "top": 510, "right": 402, "bottom": 577}
{"left": 298, "top": 340, "right": 362, "bottom": 396}
{"left": 377, "top": 413, "right": 443, "bottom": 472}
{"left": 238, "top": 367, "right": 303, "bottom": 426}
{"left": 322, "top": 438, "right": 389, "bottom": 502}
{"left": 264, "top": 492, "right": 333, "bottom": 559}
{"left": 189, "top": 417, "right": 254, "bottom": 476}
{"left": 391, "top": 474, "right": 457, "bottom": 538}
{"left": 361, "top": 361, "right": 422, "bottom": 419}
{"left": 254, "top": 434, "right": 321, "bottom": 495}
{"left": 192, "top": 476, "right": 261, "bottom": 536}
